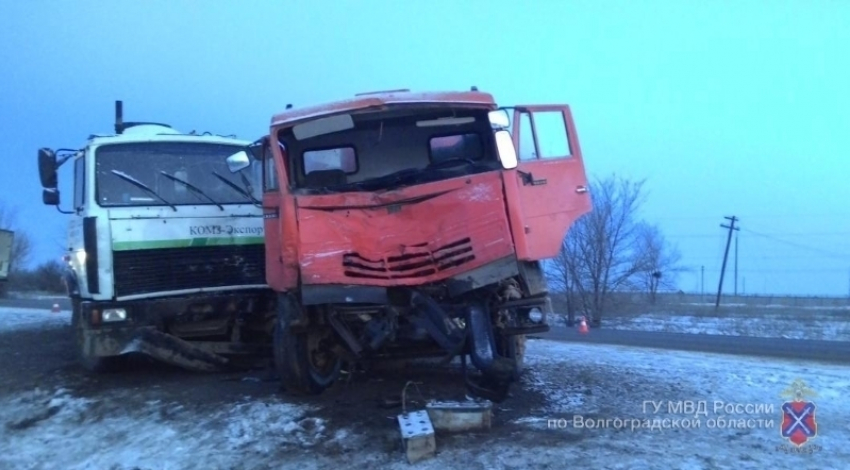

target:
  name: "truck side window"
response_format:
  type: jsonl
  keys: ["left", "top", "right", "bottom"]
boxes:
{"left": 533, "top": 111, "right": 572, "bottom": 159}
{"left": 74, "top": 157, "right": 85, "bottom": 210}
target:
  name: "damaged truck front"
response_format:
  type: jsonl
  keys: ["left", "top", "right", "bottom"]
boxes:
{"left": 38, "top": 101, "right": 275, "bottom": 372}
{"left": 226, "top": 89, "right": 592, "bottom": 401}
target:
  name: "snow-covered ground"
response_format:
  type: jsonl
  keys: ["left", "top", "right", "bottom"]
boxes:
{"left": 0, "top": 307, "right": 71, "bottom": 331}
{"left": 3, "top": 291, "right": 69, "bottom": 300}
{"left": 1, "top": 306, "right": 848, "bottom": 469}
{"left": 601, "top": 310, "right": 850, "bottom": 342}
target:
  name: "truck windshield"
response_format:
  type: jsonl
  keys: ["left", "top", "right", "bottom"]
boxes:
{"left": 279, "top": 108, "right": 502, "bottom": 194}
{"left": 95, "top": 142, "right": 261, "bottom": 207}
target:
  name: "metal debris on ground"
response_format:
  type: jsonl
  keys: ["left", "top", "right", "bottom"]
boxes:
{"left": 398, "top": 409, "right": 436, "bottom": 463}
{"left": 397, "top": 381, "right": 436, "bottom": 463}
{"left": 425, "top": 399, "right": 493, "bottom": 432}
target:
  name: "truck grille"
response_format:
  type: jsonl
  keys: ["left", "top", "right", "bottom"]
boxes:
{"left": 342, "top": 237, "right": 475, "bottom": 279}
{"left": 112, "top": 245, "right": 266, "bottom": 298}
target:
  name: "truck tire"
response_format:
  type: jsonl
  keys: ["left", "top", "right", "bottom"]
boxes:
{"left": 497, "top": 333, "right": 525, "bottom": 380}
{"left": 272, "top": 296, "right": 341, "bottom": 395}
{"left": 71, "top": 298, "right": 122, "bottom": 373}
{"left": 512, "top": 334, "right": 526, "bottom": 375}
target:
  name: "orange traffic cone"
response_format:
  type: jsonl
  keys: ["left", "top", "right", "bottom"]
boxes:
{"left": 578, "top": 316, "right": 589, "bottom": 334}
{"left": 51, "top": 303, "right": 60, "bottom": 314}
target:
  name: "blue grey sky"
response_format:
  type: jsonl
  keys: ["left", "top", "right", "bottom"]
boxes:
{"left": 2, "top": 0, "right": 849, "bottom": 296}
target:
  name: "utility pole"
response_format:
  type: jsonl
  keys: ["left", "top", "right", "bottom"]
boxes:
{"left": 734, "top": 234, "right": 739, "bottom": 296}
{"left": 701, "top": 265, "right": 705, "bottom": 301}
{"left": 716, "top": 216, "right": 740, "bottom": 309}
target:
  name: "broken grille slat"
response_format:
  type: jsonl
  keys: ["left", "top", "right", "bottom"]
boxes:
{"left": 342, "top": 238, "right": 475, "bottom": 280}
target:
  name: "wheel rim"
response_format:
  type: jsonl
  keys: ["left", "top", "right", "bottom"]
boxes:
{"left": 306, "top": 330, "right": 338, "bottom": 377}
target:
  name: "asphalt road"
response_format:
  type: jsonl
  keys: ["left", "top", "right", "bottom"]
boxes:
{"left": 1, "top": 297, "right": 846, "bottom": 363}
{"left": 0, "top": 296, "right": 70, "bottom": 311}
{"left": 540, "top": 325, "right": 849, "bottom": 364}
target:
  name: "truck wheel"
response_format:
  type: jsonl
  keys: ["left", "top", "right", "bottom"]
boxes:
{"left": 512, "top": 334, "right": 526, "bottom": 375}
{"left": 273, "top": 297, "right": 341, "bottom": 395}
{"left": 495, "top": 308, "right": 527, "bottom": 380}
{"left": 497, "top": 333, "right": 526, "bottom": 380}
{"left": 71, "top": 298, "right": 122, "bottom": 373}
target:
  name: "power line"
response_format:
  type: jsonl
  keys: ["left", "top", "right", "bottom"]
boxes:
{"left": 666, "top": 231, "right": 850, "bottom": 239}
{"left": 684, "top": 254, "right": 849, "bottom": 261}
{"left": 653, "top": 213, "right": 850, "bottom": 221}
{"left": 693, "top": 268, "right": 850, "bottom": 273}
{"left": 740, "top": 228, "right": 850, "bottom": 259}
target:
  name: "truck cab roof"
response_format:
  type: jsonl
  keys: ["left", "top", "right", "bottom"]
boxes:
{"left": 271, "top": 89, "right": 498, "bottom": 129}
{"left": 85, "top": 124, "right": 250, "bottom": 147}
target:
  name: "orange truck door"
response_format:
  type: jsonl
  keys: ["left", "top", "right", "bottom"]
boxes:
{"left": 261, "top": 141, "right": 298, "bottom": 291}
{"left": 501, "top": 105, "right": 592, "bottom": 261}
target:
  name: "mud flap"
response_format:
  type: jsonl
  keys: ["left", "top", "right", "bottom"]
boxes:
{"left": 120, "top": 328, "right": 231, "bottom": 372}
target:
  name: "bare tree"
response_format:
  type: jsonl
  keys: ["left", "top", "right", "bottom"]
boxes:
{"left": 0, "top": 201, "right": 34, "bottom": 273}
{"left": 547, "top": 248, "right": 579, "bottom": 326}
{"left": 632, "top": 222, "right": 685, "bottom": 304}
{"left": 547, "top": 174, "right": 683, "bottom": 326}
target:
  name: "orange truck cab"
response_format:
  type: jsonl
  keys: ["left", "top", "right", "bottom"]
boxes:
{"left": 226, "top": 88, "right": 591, "bottom": 401}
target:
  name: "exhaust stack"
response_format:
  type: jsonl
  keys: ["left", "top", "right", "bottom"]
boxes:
{"left": 114, "top": 100, "right": 124, "bottom": 134}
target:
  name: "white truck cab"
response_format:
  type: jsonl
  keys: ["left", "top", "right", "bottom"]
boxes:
{"left": 37, "top": 101, "right": 276, "bottom": 372}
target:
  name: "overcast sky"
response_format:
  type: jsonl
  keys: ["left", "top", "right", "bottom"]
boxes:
{"left": 2, "top": 0, "right": 848, "bottom": 296}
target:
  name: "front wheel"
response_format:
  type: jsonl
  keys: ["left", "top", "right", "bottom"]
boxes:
{"left": 272, "top": 297, "right": 341, "bottom": 395}
{"left": 496, "top": 333, "right": 526, "bottom": 381}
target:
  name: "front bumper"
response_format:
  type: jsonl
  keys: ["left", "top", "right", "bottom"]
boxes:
{"left": 77, "top": 290, "right": 275, "bottom": 370}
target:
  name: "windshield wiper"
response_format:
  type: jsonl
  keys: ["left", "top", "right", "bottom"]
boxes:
{"left": 110, "top": 170, "right": 177, "bottom": 211}
{"left": 160, "top": 171, "right": 224, "bottom": 210}
{"left": 212, "top": 171, "right": 260, "bottom": 205}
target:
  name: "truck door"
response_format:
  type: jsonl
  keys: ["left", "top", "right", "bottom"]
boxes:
{"left": 261, "top": 141, "right": 286, "bottom": 290}
{"left": 502, "top": 105, "right": 592, "bottom": 260}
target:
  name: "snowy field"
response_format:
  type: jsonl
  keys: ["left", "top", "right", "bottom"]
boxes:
{"left": 545, "top": 302, "right": 850, "bottom": 342}
{"left": 600, "top": 308, "right": 850, "bottom": 342}
{"left": 1, "top": 306, "right": 848, "bottom": 469}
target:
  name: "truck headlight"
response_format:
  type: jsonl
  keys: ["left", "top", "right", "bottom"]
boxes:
{"left": 102, "top": 308, "right": 127, "bottom": 322}
{"left": 528, "top": 307, "right": 544, "bottom": 323}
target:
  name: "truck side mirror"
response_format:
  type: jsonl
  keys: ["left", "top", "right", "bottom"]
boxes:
{"left": 226, "top": 150, "right": 251, "bottom": 173}
{"left": 38, "top": 148, "right": 58, "bottom": 188}
{"left": 494, "top": 130, "right": 518, "bottom": 170}
{"left": 42, "top": 188, "right": 60, "bottom": 206}
{"left": 488, "top": 110, "right": 511, "bottom": 129}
